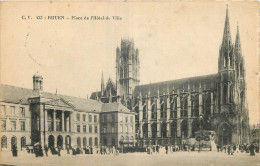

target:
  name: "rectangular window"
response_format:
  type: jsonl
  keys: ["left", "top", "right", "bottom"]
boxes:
{"left": 1, "top": 105, "right": 6, "bottom": 116}
{"left": 119, "top": 114, "right": 123, "bottom": 122}
{"left": 131, "top": 126, "right": 133, "bottom": 133}
{"left": 120, "top": 125, "right": 123, "bottom": 133}
{"left": 125, "top": 116, "right": 128, "bottom": 123}
{"left": 20, "top": 107, "right": 25, "bottom": 117}
{"left": 1, "top": 120, "right": 6, "bottom": 131}
{"left": 111, "top": 124, "right": 115, "bottom": 133}
{"left": 103, "top": 115, "right": 107, "bottom": 122}
{"left": 130, "top": 116, "right": 133, "bottom": 123}
{"left": 83, "top": 115, "right": 86, "bottom": 121}
{"left": 83, "top": 125, "right": 86, "bottom": 133}
{"left": 89, "top": 115, "right": 92, "bottom": 122}
{"left": 94, "top": 115, "right": 97, "bottom": 123}
{"left": 20, "top": 121, "right": 25, "bottom": 131}
{"left": 11, "top": 106, "right": 15, "bottom": 116}
{"left": 77, "top": 125, "right": 80, "bottom": 133}
{"left": 103, "top": 125, "right": 107, "bottom": 133}
{"left": 11, "top": 121, "right": 16, "bottom": 131}
{"left": 95, "top": 126, "right": 98, "bottom": 133}
{"left": 76, "top": 113, "right": 80, "bottom": 121}
{"left": 126, "top": 125, "right": 128, "bottom": 133}
{"left": 89, "top": 125, "right": 92, "bottom": 133}
{"left": 111, "top": 115, "right": 115, "bottom": 122}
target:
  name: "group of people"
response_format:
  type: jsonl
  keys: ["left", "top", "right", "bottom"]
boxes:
{"left": 146, "top": 145, "right": 184, "bottom": 155}
{"left": 216, "top": 144, "right": 259, "bottom": 156}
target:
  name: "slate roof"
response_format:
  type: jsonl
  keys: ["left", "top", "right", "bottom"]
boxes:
{"left": 101, "top": 102, "right": 131, "bottom": 113}
{"left": 0, "top": 84, "right": 102, "bottom": 112}
{"left": 133, "top": 74, "right": 218, "bottom": 97}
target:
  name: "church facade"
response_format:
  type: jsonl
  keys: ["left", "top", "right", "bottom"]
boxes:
{"left": 91, "top": 7, "right": 250, "bottom": 147}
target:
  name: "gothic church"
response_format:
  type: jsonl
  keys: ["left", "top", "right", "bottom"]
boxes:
{"left": 90, "top": 7, "right": 250, "bottom": 146}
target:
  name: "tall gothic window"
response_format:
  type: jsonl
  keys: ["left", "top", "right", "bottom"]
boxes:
{"left": 143, "top": 106, "right": 147, "bottom": 120}
{"left": 229, "top": 85, "right": 233, "bottom": 103}
{"left": 151, "top": 105, "right": 156, "bottom": 119}
{"left": 223, "top": 84, "right": 228, "bottom": 104}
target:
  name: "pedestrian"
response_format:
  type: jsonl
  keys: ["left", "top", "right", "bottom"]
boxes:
{"left": 249, "top": 144, "right": 255, "bottom": 156}
{"left": 165, "top": 145, "right": 168, "bottom": 154}
{"left": 255, "top": 145, "right": 259, "bottom": 153}
{"left": 227, "top": 145, "right": 231, "bottom": 155}
{"left": 11, "top": 143, "right": 18, "bottom": 157}
{"left": 66, "top": 145, "right": 70, "bottom": 154}
{"left": 57, "top": 146, "right": 61, "bottom": 157}
{"left": 44, "top": 145, "right": 48, "bottom": 157}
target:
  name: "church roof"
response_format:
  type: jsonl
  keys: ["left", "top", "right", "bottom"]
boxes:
{"left": 101, "top": 102, "right": 132, "bottom": 113}
{"left": 0, "top": 84, "right": 102, "bottom": 112}
{"left": 133, "top": 74, "right": 218, "bottom": 97}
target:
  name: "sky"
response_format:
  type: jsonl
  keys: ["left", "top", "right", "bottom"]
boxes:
{"left": 0, "top": 1, "right": 259, "bottom": 124}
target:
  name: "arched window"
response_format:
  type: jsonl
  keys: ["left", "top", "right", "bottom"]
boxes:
{"left": 240, "top": 63, "right": 243, "bottom": 77}
{"left": 151, "top": 105, "right": 156, "bottom": 119}
{"left": 95, "top": 137, "right": 98, "bottom": 147}
{"left": 229, "top": 55, "right": 233, "bottom": 67}
{"left": 143, "top": 105, "right": 147, "bottom": 120}
{"left": 124, "top": 67, "right": 127, "bottom": 78}
{"left": 77, "top": 137, "right": 81, "bottom": 148}
{"left": 1, "top": 136, "right": 7, "bottom": 148}
{"left": 11, "top": 136, "right": 17, "bottom": 146}
{"left": 89, "top": 137, "right": 92, "bottom": 146}
{"left": 229, "top": 85, "right": 233, "bottom": 103}
{"left": 223, "top": 84, "right": 228, "bottom": 104}
{"left": 83, "top": 137, "right": 87, "bottom": 147}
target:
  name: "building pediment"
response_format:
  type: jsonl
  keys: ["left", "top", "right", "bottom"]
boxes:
{"left": 44, "top": 98, "right": 74, "bottom": 109}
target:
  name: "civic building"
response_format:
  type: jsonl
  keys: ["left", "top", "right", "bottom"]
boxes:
{"left": 0, "top": 74, "right": 135, "bottom": 151}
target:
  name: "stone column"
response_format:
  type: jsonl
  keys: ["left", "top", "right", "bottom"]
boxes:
{"left": 45, "top": 109, "right": 48, "bottom": 132}
{"left": 177, "top": 90, "right": 181, "bottom": 137}
{"left": 61, "top": 111, "right": 64, "bottom": 132}
{"left": 167, "top": 122, "right": 170, "bottom": 137}
{"left": 147, "top": 98, "right": 151, "bottom": 120}
{"left": 199, "top": 84, "right": 203, "bottom": 115}
{"left": 210, "top": 92, "right": 214, "bottom": 115}
{"left": 188, "top": 94, "right": 191, "bottom": 118}
{"left": 148, "top": 123, "right": 151, "bottom": 138}
{"left": 53, "top": 110, "right": 56, "bottom": 131}
{"left": 139, "top": 100, "right": 143, "bottom": 122}
{"left": 157, "top": 122, "right": 161, "bottom": 137}
{"left": 70, "top": 112, "right": 73, "bottom": 132}
{"left": 157, "top": 98, "right": 160, "bottom": 121}
{"left": 40, "top": 105, "right": 44, "bottom": 145}
{"left": 177, "top": 119, "right": 181, "bottom": 137}
{"left": 66, "top": 117, "right": 69, "bottom": 132}
{"left": 167, "top": 96, "right": 170, "bottom": 121}
{"left": 188, "top": 120, "right": 192, "bottom": 138}
{"left": 140, "top": 122, "right": 143, "bottom": 138}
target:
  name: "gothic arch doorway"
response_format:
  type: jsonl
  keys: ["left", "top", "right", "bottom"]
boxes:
{"left": 151, "top": 123, "right": 157, "bottom": 138}
{"left": 142, "top": 123, "right": 148, "bottom": 138}
{"left": 218, "top": 123, "right": 232, "bottom": 146}
{"left": 161, "top": 122, "right": 167, "bottom": 138}
{"left": 192, "top": 119, "right": 200, "bottom": 138}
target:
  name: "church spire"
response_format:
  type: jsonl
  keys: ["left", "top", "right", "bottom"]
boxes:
{"left": 235, "top": 22, "right": 242, "bottom": 56}
{"left": 101, "top": 71, "right": 104, "bottom": 96}
{"left": 221, "top": 5, "right": 232, "bottom": 48}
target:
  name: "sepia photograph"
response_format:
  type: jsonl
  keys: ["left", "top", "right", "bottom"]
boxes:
{"left": 0, "top": 1, "right": 259, "bottom": 166}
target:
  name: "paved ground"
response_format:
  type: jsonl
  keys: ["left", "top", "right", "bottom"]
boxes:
{"left": 0, "top": 150, "right": 259, "bottom": 166}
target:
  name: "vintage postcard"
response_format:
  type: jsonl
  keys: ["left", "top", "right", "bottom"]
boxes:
{"left": 0, "top": 1, "right": 259, "bottom": 166}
